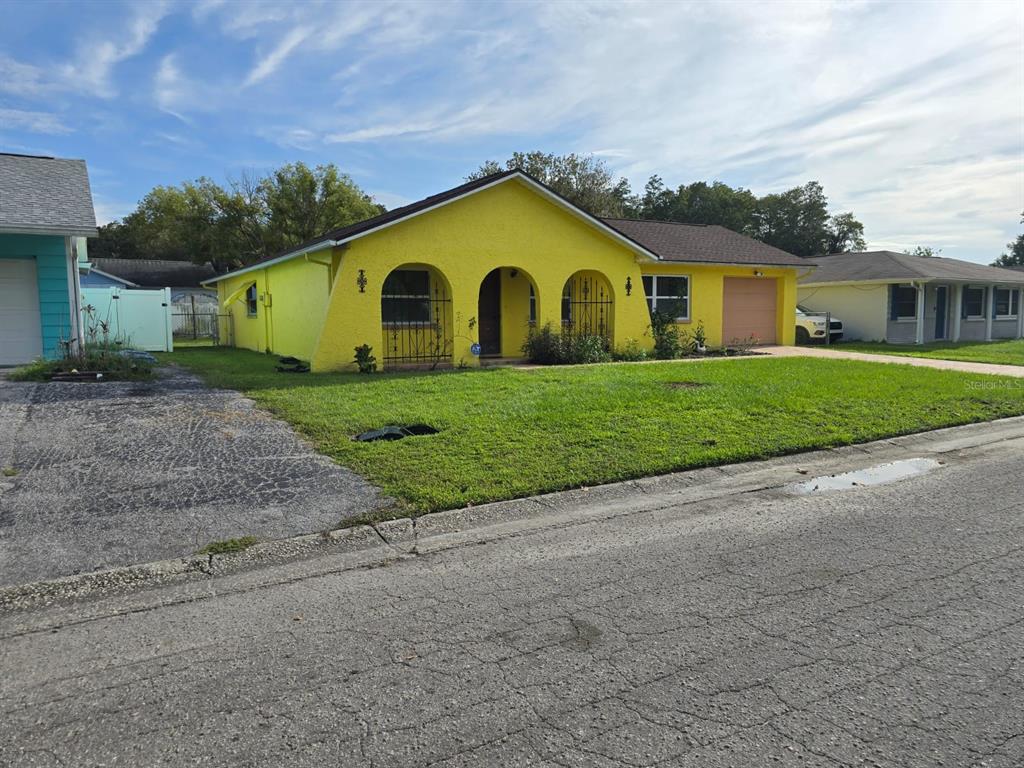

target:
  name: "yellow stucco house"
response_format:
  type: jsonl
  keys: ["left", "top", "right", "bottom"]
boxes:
{"left": 204, "top": 170, "right": 810, "bottom": 371}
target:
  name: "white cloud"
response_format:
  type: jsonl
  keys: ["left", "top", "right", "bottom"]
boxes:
{"left": 61, "top": 2, "right": 170, "bottom": 97}
{"left": 0, "top": 108, "right": 71, "bottom": 135}
{"left": 243, "top": 24, "right": 313, "bottom": 87}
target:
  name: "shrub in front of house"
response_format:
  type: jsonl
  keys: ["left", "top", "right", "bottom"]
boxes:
{"left": 522, "top": 323, "right": 611, "bottom": 365}
{"left": 8, "top": 344, "right": 155, "bottom": 382}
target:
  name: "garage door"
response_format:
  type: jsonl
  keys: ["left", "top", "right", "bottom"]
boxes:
{"left": 722, "top": 277, "right": 777, "bottom": 345}
{"left": 0, "top": 259, "right": 43, "bottom": 365}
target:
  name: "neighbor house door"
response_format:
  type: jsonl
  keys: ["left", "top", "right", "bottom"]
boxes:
{"left": 934, "top": 286, "right": 948, "bottom": 340}
{"left": 478, "top": 269, "right": 502, "bottom": 356}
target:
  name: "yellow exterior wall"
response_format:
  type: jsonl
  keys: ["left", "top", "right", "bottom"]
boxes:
{"left": 216, "top": 177, "right": 799, "bottom": 370}
{"left": 311, "top": 179, "right": 656, "bottom": 371}
{"left": 636, "top": 262, "right": 797, "bottom": 347}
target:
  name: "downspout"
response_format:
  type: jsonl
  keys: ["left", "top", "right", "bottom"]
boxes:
{"left": 914, "top": 281, "right": 926, "bottom": 345}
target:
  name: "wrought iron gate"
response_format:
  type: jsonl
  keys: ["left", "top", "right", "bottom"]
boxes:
{"left": 561, "top": 274, "right": 613, "bottom": 341}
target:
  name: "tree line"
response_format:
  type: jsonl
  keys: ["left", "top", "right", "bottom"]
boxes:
{"left": 93, "top": 152, "right": 1023, "bottom": 268}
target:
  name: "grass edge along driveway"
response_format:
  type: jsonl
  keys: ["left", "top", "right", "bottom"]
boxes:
{"left": 163, "top": 348, "right": 1024, "bottom": 515}
{"left": 835, "top": 339, "right": 1024, "bottom": 367}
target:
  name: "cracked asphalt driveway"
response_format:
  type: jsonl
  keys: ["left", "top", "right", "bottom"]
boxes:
{"left": 1, "top": 422, "right": 1022, "bottom": 766}
{"left": 0, "top": 367, "right": 388, "bottom": 586}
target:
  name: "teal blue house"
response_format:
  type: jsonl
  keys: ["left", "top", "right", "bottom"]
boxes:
{"left": 0, "top": 153, "right": 98, "bottom": 365}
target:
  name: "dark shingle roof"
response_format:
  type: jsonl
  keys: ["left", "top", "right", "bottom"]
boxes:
{"left": 90, "top": 258, "right": 219, "bottom": 288}
{"left": 602, "top": 218, "right": 809, "bottom": 267}
{"left": 0, "top": 152, "right": 97, "bottom": 236}
{"left": 206, "top": 169, "right": 659, "bottom": 283}
{"left": 801, "top": 251, "right": 1024, "bottom": 285}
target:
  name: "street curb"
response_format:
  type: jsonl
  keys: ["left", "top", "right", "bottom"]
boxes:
{"left": 3, "top": 414, "right": 1024, "bottom": 613}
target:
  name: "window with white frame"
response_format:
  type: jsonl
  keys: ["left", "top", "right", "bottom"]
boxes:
{"left": 382, "top": 270, "right": 431, "bottom": 324}
{"left": 642, "top": 275, "right": 689, "bottom": 320}
{"left": 963, "top": 286, "right": 985, "bottom": 319}
{"left": 994, "top": 287, "right": 1020, "bottom": 319}
{"left": 245, "top": 284, "right": 258, "bottom": 317}
{"left": 891, "top": 284, "right": 917, "bottom": 320}
{"left": 528, "top": 284, "right": 537, "bottom": 324}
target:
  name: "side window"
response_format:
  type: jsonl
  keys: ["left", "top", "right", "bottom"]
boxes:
{"left": 643, "top": 275, "right": 690, "bottom": 320}
{"left": 891, "top": 285, "right": 917, "bottom": 320}
{"left": 382, "top": 270, "right": 431, "bottom": 324}
{"left": 246, "top": 284, "right": 258, "bottom": 317}
{"left": 963, "top": 287, "right": 984, "bottom": 319}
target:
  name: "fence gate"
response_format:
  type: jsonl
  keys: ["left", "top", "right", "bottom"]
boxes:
{"left": 80, "top": 286, "right": 173, "bottom": 352}
{"left": 562, "top": 274, "right": 614, "bottom": 341}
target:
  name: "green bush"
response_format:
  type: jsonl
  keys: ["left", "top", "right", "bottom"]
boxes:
{"left": 522, "top": 323, "right": 564, "bottom": 364}
{"left": 613, "top": 339, "right": 649, "bottom": 362}
{"left": 522, "top": 323, "right": 611, "bottom": 365}
{"left": 8, "top": 345, "right": 155, "bottom": 382}
{"left": 649, "top": 309, "right": 684, "bottom": 360}
{"left": 353, "top": 344, "right": 377, "bottom": 373}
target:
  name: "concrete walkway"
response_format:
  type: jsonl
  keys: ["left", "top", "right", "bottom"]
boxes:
{"left": 761, "top": 344, "right": 1024, "bottom": 377}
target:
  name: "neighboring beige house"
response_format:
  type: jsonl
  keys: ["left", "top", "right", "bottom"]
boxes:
{"left": 798, "top": 251, "right": 1024, "bottom": 344}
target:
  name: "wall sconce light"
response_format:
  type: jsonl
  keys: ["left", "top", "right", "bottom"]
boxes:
{"left": 509, "top": 269, "right": 518, "bottom": 278}
{"left": 357, "top": 269, "right": 367, "bottom": 292}
{"left": 753, "top": 270, "right": 764, "bottom": 277}
{"left": 625, "top": 276, "right": 633, "bottom": 296}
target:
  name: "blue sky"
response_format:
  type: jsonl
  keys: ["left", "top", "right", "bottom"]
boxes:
{"left": 1, "top": 0, "right": 1021, "bottom": 263}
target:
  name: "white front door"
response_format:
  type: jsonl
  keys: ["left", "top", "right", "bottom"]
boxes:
{"left": 0, "top": 259, "right": 43, "bottom": 365}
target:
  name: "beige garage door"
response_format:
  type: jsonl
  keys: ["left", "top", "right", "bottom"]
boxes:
{"left": 722, "top": 277, "right": 777, "bottom": 345}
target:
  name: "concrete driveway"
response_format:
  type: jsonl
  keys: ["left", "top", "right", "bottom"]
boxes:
{"left": 0, "top": 367, "right": 388, "bottom": 586}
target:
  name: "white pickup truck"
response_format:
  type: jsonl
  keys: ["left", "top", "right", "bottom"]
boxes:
{"left": 795, "top": 305, "right": 844, "bottom": 344}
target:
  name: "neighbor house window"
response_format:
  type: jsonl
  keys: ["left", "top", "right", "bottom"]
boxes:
{"left": 382, "top": 270, "right": 431, "bottom": 324}
{"left": 891, "top": 284, "right": 917, "bottom": 320}
{"left": 963, "top": 286, "right": 985, "bottom": 319}
{"left": 245, "top": 284, "right": 258, "bottom": 317}
{"left": 994, "top": 288, "right": 1020, "bottom": 319}
{"left": 642, "top": 275, "right": 690, "bottom": 320}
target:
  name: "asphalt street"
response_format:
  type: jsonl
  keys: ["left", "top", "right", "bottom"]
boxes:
{"left": 1, "top": 423, "right": 1022, "bottom": 767}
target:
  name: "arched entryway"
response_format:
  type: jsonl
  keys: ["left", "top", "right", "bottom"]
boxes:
{"left": 380, "top": 264, "right": 454, "bottom": 367}
{"left": 477, "top": 267, "right": 539, "bottom": 358}
{"left": 561, "top": 270, "right": 614, "bottom": 342}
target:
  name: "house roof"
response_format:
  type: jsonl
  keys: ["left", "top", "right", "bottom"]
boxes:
{"left": 90, "top": 258, "right": 219, "bottom": 288}
{"left": 205, "top": 170, "right": 663, "bottom": 284}
{"left": 800, "top": 251, "right": 1024, "bottom": 286}
{"left": 0, "top": 152, "right": 97, "bottom": 237}
{"left": 601, "top": 218, "right": 810, "bottom": 267}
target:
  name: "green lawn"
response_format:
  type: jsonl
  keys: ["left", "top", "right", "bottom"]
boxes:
{"left": 162, "top": 348, "right": 1024, "bottom": 514}
{"left": 837, "top": 339, "right": 1024, "bottom": 366}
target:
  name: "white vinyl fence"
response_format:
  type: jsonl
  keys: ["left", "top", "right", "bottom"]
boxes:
{"left": 80, "top": 287, "right": 174, "bottom": 352}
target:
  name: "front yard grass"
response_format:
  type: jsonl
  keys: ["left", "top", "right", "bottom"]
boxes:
{"left": 163, "top": 348, "right": 1024, "bottom": 513}
{"left": 837, "top": 339, "right": 1024, "bottom": 366}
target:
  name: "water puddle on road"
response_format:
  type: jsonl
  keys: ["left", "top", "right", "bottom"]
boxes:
{"left": 789, "top": 458, "right": 942, "bottom": 494}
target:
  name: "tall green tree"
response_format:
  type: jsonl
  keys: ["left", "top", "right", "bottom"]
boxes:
{"left": 825, "top": 212, "right": 867, "bottom": 253}
{"left": 90, "top": 162, "right": 383, "bottom": 269}
{"left": 468, "top": 151, "right": 632, "bottom": 217}
{"left": 992, "top": 212, "right": 1024, "bottom": 267}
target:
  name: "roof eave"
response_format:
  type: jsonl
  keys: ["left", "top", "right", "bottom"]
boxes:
{"left": 0, "top": 224, "right": 98, "bottom": 238}
{"left": 204, "top": 170, "right": 664, "bottom": 284}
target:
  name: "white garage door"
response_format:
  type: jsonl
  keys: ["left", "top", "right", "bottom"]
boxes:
{"left": 0, "top": 259, "right": 43, "bottom": 365}
{"left": 722, "top": 277, "right": 777, "bottom": 345}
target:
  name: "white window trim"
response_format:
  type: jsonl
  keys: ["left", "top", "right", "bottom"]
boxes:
{"left": 993, "top": 287, "right": 1019, "bottom": 320}
{"left": 643, "top": 274, "right": 691, "bottom": 322}
{"left": 892, "top": 284, "right": 918, "bottom": 322}
{"left": 245, "top": 284, "right": 258, "bottom": 318}
{"left": 963, "top": 285, "right": 986, "bottom": 321}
